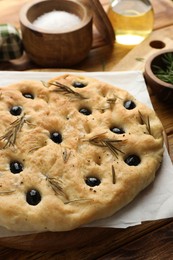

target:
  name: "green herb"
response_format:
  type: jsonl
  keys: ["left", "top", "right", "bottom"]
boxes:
{"left": 139, "top": 111, "right": 151, "bottom": 135}
{"left": 50, "top": 81, "right": 87, "bottom": 100}
{"left": 112, "top": 165, "right": 116, "bottom": 184}
{"left": 46, "top": 176, "right": 64, "bottom": 196}
{"left": 152, "top": 53, "right": 173, "bottom": 84}
{"left": 62, "top": 148, "right": 71, "bottom": 163}
{"left": 0, "top": 190, "right": 15, "bottom": 195}
{"left": 87, "top": 133, "right": 124, "bottom": 158}
{"left": 0, "top": 114, "right": 28, "bottom": 148}
{"left": 64, "top": 198, "right": 92, "bottom": 204}
{"left": 28, "top": 145, "right": 43, "bottom": 153}
{"left": 136, "top": 57, "right": 145, "bottom": 62}
{"left": 41, "top": 80, "right": 48, "bottom": 88}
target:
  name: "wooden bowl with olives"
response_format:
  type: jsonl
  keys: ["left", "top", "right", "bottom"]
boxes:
{"left": 19, "top": 0, "right": 93, "bottom": 68}
{"left": 144, "top": 49, "right": 173, "bottom": 104}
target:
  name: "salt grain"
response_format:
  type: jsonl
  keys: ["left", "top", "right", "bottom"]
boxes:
{"left": 33, "top": 10, "right": 81, "bottom": 32}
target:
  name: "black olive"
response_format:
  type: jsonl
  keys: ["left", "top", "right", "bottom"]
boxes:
{"left": 50, "top": 132, "right": 62, "bottom": 144}
{"left": 26, "top": 189, "right": 41, "bottom": 206}
{"left": 79, "top": 108, "right": 91, "bottom": 116}
{"left": 23, "top": 93, "right": 34, "bottom": 99}
{"left": 72, "top": 82, "right": 86, "bottom": 88}
{"left": 10, "top": 106, "right": 22, "bottom": 116}
{"left": 124, "top": 100, "right": 136, "bottom": 110}
{"left": 85, "top": 177, "right": 101, "bottom": 187}
{"left": 10, "top": 161, "right": 23, "bottom": 174}
{"left": 125, "top": 155, "right": 141, "bottom": 166}
{"left": 110, "top": 127, "right": 125, "bottom": 134}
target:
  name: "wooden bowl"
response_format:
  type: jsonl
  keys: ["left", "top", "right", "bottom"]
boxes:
{"left": 144, "top": 49, "right": 173, "bottom": 104}
{"left": 19, "top": 0, "right": 93, "bottom": 67}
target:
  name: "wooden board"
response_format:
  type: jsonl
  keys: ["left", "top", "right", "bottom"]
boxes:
{"left": 0, "top": 219, "right": 171, "bottom": 252}
{"left": 0, "top": 227, "right": 111, "bottom": 251}
{"left": 112, "top": 25, "right": 173, "bottom": 72}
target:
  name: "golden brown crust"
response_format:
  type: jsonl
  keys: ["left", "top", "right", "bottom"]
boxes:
{"left": 0, "top": 74, "right": 164, "bottom": 232}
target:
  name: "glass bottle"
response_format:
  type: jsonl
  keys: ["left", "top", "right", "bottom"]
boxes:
{"left": 107, "top": 0, "right": 154, "bottom": 45}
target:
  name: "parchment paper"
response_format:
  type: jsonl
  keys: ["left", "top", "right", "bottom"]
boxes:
{"left": 0, "top": 71, "right": 172, "bottom": 237}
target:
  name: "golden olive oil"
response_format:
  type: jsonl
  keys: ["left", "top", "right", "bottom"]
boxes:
{"left": 108, "top": 0, "right": 154, "bottom": 45}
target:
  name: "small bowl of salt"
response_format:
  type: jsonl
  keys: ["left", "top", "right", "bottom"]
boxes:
{"left": 19, "top": 0, "right": 93, "bottom": 67}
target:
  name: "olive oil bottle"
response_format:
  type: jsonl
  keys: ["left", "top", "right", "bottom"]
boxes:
{"left": 107, "top": 0, "right": 154, "bottom": 45}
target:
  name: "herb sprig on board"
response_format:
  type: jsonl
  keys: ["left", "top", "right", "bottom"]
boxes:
{"left": 152, "top": 53, "right": 173, "bottom": 84}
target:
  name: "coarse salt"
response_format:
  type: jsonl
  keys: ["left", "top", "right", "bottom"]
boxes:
{"left": 33, "top": 10, "right": 81, "bottom": 32}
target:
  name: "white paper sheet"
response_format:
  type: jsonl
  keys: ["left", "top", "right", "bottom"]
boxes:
{"left": 0, "top": 71, "right": 172, "bottom": 236}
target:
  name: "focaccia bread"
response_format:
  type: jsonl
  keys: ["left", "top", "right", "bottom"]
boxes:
{"left": 0, "top": 74, "right": 164, "bottom": 232}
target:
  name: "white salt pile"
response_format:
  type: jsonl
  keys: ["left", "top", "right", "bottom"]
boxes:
{"left": 33, "top": 10, "right": 81, "bottom": 32}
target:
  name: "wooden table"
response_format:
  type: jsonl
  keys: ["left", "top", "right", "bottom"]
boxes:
{"left": 0, "top": 0, "right": 173, "bottom": 258}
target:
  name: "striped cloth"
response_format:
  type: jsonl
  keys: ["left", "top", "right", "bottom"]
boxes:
{"left": 0, "top": 24, "right": 23, "bottom": 60}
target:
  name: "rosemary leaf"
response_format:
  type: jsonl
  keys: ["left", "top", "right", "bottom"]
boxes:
{"left": 0, "top": 190, "right": 15, "bottom": 195}
{"left": 41, "top": 80, "right": 49, "bottom": 88}
{"left": 103, "top": 140, "right": 123, "bottom": 158}
{"left": 136, "top": 57, "right": 145, "bottom": 62}
{"left": 28, "top": 145, "right": 43, "bottom": 153}
{"left": 112, "top": 165, "right": 116, "bottom": 184}
{"left": 139, "top": 111, "right": 151, "bottom": 135}
{"left": 64, "top": 198, "right": 91, "bottom": 204}
{"left": 62, "top": 148, "right": 71, "bottom": 163}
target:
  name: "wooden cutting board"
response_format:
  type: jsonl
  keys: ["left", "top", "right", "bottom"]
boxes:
{"left": 112, "top": 25, "right": 173, "bottom": 72}
{"left": 0, "top": 227, "right": 115, "bottom": 251}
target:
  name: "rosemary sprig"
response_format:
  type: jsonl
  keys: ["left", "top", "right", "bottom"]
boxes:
{"left": 87, "top": 133, "right": 124, "bottom": 158}
{"left": 0, "top": 190, "right": 15, "bottom": 195}
{"left": 28, "top": 139, "right": 47, "bottom": 153}
{"left": 28, "top": 145, "right": 43, "bottom": 153}
{"left": 41, "top": 80, "right": 49, "bottom": 88}
{"left": 139, "top": 111, "right": 151, "bottom": 135}
{"left": 0, "top": 114, "right": 28, "bottom": 148}
{"left": 46, "top": 176, "right": 64, "bottom": 196}
{"left": 152, "top": 53, "right": 173, "bottom": 84}
{"left": 64, "top": 198, "right": 92, "bottom": 204}
{"left": 136, "top": 57, "right": 145, "bottom": 62}
{"left": 49, "top": 81, "right": 87, "bottom": 100}
{"left": 62, "top": 148, "right": 71, "bottom": 163}
{"left": 95, "top": 94, "right": 122, "bottom": 111}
